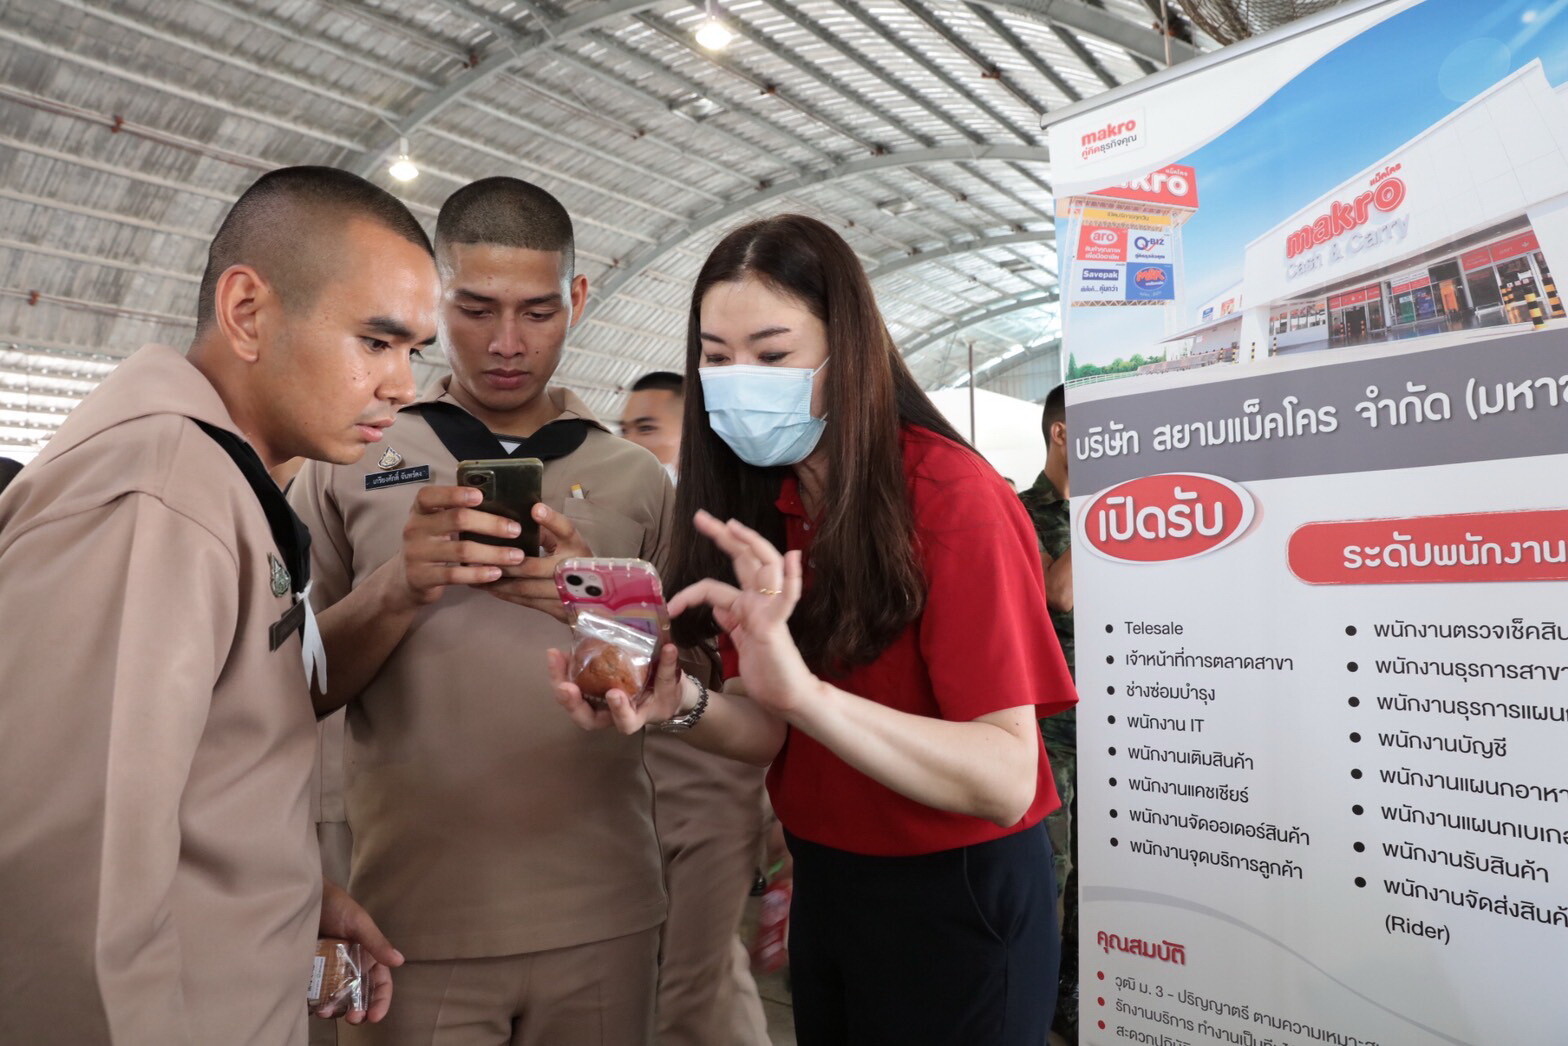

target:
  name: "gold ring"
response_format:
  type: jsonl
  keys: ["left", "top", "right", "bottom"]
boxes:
{"left": 757, "top": 587, "right": 782, "bottom": 596}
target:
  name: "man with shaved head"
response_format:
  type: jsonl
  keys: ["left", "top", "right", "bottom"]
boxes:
{"left": 291, "top": 176, "right": 680, "bottom": 1045}
{"left": 0, "top": 166, "right": 439, "bottom": 1044}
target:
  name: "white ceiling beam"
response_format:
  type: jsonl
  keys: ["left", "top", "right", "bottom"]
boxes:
{"left": 588, "top": 144, "right": 1050, "bottom": 316}
{"left": 901, "top": 291, "right": 1059, "bottom": 358}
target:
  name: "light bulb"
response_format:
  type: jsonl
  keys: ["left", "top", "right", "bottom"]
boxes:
{"left": 389, "top": 155, "right": 419, "bottom": 181}
{"left": 388, "top": 136, "right": 418, "bottom": 182}
{"left": 695, "top": 17, "right": 732, "bottom": 50}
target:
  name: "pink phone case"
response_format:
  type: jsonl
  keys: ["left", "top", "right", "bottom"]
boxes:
{"left": 555, "top": 558, "right": 669, "bottom": 643}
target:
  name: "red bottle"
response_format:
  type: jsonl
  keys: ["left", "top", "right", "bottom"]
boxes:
{"left": 750, "top": 878, "right": 792, "bottom": 974}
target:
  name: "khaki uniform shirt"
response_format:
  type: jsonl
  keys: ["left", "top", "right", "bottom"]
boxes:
{"left": 0, "top": 345, "right": 321, "bottom": 1044}
{"left": 289, "top": 380, "right": 673, "bottom": 960}
{"left": 645, "top": 733, "right": 767, "bottom": 832}
{"left": 312, "top": 712, "right": 348, "bottom": 825}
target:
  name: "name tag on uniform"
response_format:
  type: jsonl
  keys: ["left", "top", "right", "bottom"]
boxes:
{"left": 269, "top": 598, "right": 307, "bottom": 651}
{"left": 366, "top": 465, "right": 430, "bottom": 490}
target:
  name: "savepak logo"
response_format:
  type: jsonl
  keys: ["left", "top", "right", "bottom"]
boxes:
{"left": 1078, "top": 473, "right": 1256, "bottom": 563}
{"left": 1078, "top": 109, "right": 1145, "bottom": 161}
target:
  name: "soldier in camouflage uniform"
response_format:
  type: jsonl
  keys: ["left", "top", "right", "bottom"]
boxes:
{"left": 1019, "top": 382, "right": 1078, "bottom": 1043}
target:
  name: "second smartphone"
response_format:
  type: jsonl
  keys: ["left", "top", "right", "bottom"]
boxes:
{"left": 456, "top": 457, "right": 543, "bottom": 555}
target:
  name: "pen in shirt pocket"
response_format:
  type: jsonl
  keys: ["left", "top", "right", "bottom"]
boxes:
{"left": 570, "top": 484, "right": 586, "bottom": 499}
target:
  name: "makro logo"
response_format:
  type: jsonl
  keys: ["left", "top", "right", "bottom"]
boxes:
{"left": 1286, "top": 164, "right": 1407, "bottom": 259}
{"left": 1079, "top": 474, "right": 1255, "bottom": 563}
{"left": 1079, "top": 112, "right": 1143, "bottom": 160}
{"left": 1134, "top": 235, "right": 1167, "bottom": 252}
{"left": 1109, "top": 167, "right": 1193, "bottom": 202}
{"left": 1082, "top": 267, "right": 1120, "bottom": 281}
{"left": 1080, "top": 118, "right": 1137, "bottom": 148}
{"left": 1090, "top": 229, "right": 1119, "bottom": 246}
{"left": 1132, "top": 267, "right": 1168, "bottom": 291}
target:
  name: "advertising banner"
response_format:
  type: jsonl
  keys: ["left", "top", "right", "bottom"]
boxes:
{"left": 1128, "top": 231, "right": 1175, "bottom": 265}
{"left": 1078, "top": 225, "right": 1130, "bottom": 263}
{"left": 1126, "top": 264, "right": 1176, "bottom": 302}
{"left": 1046, "top": 2, "right": 1568, "bottom": 1043}
{"left": 1071, "top": 212, "right": 1180, "bottom": 305}
{"left": 1071, "top": 262, "right": 1129, "bottom": 304}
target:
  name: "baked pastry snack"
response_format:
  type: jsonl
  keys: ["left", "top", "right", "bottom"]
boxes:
{"left": 307, "top": 938, "right": 367, "bottom": 1017}
{"left": 573, "top": 638, "right": 646, "bottom": 704}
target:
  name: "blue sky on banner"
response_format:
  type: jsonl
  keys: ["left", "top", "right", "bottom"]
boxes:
{"left": 1068, "top": 0, "right": 1568, "bottom": 367}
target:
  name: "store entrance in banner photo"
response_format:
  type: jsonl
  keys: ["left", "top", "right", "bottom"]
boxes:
{"left": 1255, "top": 223, "right": 1568, "bottom": 357}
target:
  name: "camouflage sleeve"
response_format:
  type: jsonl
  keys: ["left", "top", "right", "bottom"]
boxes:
{"left": 1021, "top": 492, "right": 1072, "bottom": 562}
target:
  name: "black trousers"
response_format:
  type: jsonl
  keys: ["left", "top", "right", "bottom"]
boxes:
{"left": 786, "top": 821, "right": 1059, "bottom": 1046}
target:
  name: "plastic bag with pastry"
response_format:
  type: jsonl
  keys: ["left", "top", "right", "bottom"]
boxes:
{"left": 568, "top": 608, "right": 658, "bottom": 710}
{"left": 307, "top": 938, "right": 370, "bottom": 1018}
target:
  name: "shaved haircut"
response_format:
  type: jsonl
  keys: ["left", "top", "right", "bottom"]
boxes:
{"left": 195, "top": 166, "right": 432, "bottom": 334}
{"left": 631, "top": 371, "right": 683, "bottom": 396}
{"left": 1042, "top": 382, "right": 1066, "bottom": 437}
{"left": 435, "top": 177, "right": 575, "bottom": 278}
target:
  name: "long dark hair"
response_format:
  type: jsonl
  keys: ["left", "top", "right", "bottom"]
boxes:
{"left": 669, "top": 214, "right": 971, "bottom": 674}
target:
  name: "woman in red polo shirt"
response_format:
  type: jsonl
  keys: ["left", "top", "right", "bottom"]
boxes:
{"left": 550, "top": 214, "right": 1076, "bottom": 1045}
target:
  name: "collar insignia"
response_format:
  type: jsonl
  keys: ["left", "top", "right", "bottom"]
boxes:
{"left": 268, "top": 553, "right": 290, "bottom": 597}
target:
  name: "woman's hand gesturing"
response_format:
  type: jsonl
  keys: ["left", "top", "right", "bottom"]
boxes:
{"left": 668, "top": 511, "right": 819, "bottom": 719}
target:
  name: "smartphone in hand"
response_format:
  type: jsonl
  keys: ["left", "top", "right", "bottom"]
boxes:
{"left": 456, "top": 458, "right": 542, "bottom": 555}
{"left": 555, "top": 558, "right": 669, "bottom": 708}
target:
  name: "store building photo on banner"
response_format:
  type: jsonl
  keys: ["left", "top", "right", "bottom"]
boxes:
{"left": 1054, "top": 0, "right": 1568, "bottom": 383}
{"left": 1046, "top": 1, "right": 1568, "bottom": 1044}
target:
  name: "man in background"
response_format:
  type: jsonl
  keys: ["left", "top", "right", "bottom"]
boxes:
{"left": 621, "top": 370, "right": 771, "bottom": 1046}
{"left": 1019, "top": 381, "right": 1076, "bottom": 1045}
{"left": 619, "top": 370, "right": 683, "bottom": 485}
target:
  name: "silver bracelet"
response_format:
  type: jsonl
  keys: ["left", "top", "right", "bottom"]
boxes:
{"left": 650, "top": 673, "right": 709, "bottom": 733}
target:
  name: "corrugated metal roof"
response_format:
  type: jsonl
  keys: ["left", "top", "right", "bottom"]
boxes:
{"left": 0, "top": 0, "right": 1230, "bottom": 455}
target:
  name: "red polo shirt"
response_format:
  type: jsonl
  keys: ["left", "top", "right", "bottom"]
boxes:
{"left": 765, "top": 425, "right": 1076, "bottom": 856}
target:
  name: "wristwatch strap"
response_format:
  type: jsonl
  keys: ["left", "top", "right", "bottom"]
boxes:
{"left": 650, "top": 674, "right": 710, "bottom": 732}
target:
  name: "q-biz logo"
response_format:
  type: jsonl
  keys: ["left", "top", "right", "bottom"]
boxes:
{"left": 1133, "top": 235, "right": 1167, "bottom": 252}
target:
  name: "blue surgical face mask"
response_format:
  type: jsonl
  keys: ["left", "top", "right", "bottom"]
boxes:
{"left": 699, "top": 362, "right": 827, "bottom": 468}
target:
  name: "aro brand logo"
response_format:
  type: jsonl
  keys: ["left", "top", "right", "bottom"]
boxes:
{"left": 1079, "top": 473, "right": 1255, "bottom": 563}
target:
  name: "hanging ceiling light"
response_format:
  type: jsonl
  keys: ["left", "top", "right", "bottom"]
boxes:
{"left": 388, "top": 137, "right": 419, "bottom": 182}
{"left": 694, "top": 0, "right": 733, "bottom": 50}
